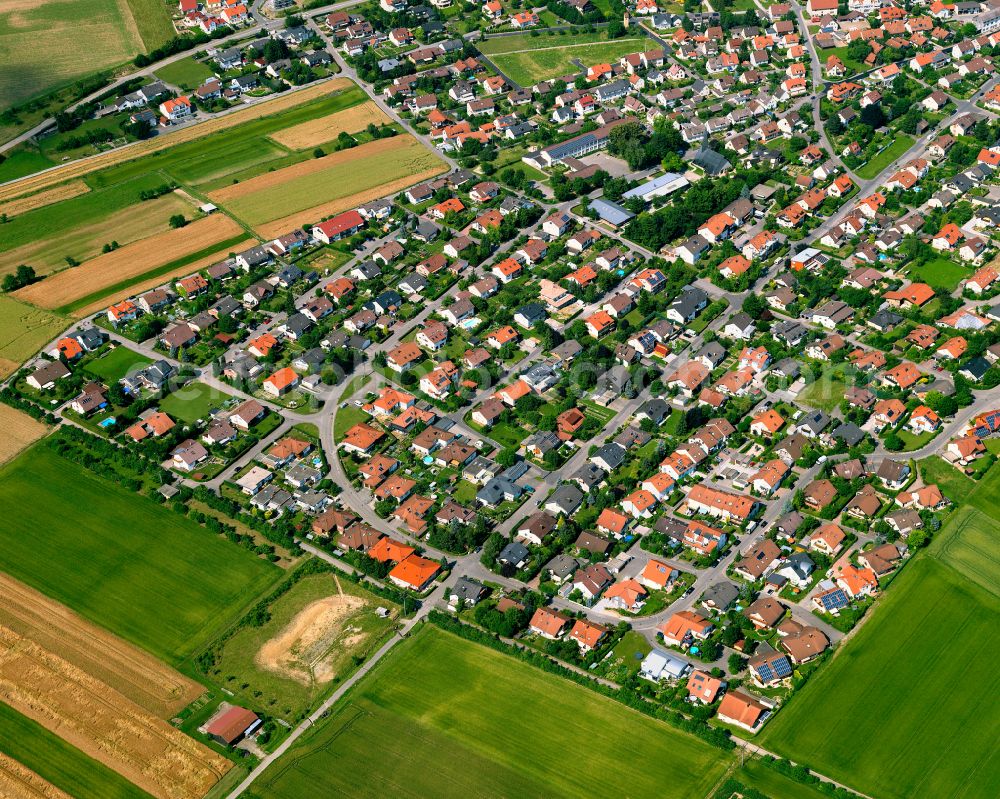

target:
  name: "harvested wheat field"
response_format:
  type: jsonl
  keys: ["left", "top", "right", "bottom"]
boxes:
{"left": 0, "top": 191, "right": 195, "bottom": 277}
{"left": 0, "top": 180, "right": 90, "bottom": 219}
{"left": 256, "top": 579, "right": 368, "bottom": 686}
{"left": 209, "top": 136, "right": 446, "bottom": 234}
{"left": 0, "top": 358, "right": 19, "bottom": 380}
{"left": 14, "top": 213, "right": 244, "bottom": 310}
{"left": 0, "top": 574, "right": 203, "bottom": 717}
{"left": 69, "top": 237, "right": 257, "bottom": 319}
{"left": 255, "top": 169, "right": 441, "bottom": 240}
{"left": 0, "top": 405, "right": 48, "bottom": 466}
{"left": 268, "top": 101, "right": 391, "bottom": 150}
{"left": 0, "top": 752, "right": 72, "bottom": 799}
{"left": 0, "top": 79, "right": 353, "bottom": 203}
{"left": 0, "top": 626, "right": 230, "bottom": 799}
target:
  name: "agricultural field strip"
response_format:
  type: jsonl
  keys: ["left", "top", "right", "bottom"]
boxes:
{"left": 68, "top": 237, "right": 257, "bottom": 318}
{"left": 0, "top": 405, "right": 48, "bottom": 467}
{"left": 0, "top": 180, "right": 90, "bottom": 219}
{"left": 0, "top": 751, "right": 72, "bottom": 799}
{"left": 14, "top": 213, "right": 244, "bottom": 309}
{"left": 0, "top": 573, "right": 202, "bottom": 718}
{"left": 760, "top": 510, "right": 1000, "bottom": 799}
{"left": 267, "top": 101, "right": 390, "bottom": 150}
{"left": 0, "top": 79, "right": 355, "bottom": 203}
{"left": 0, "top": 190, "right": 197, "bottom": 277}
{"left": 0, "top": 624, "right": 229, "bottom": 799}
{"left": 484, "top": 37, "right": 647, "bottom": 56}
{"left": 251, "top": 626, "right": 729, "bottom": 799}
{"left": 0, "top": 296, "right": 68, "bottom": 366}
{"left": 0, "top": 445, "right": 282, "bottom": 665}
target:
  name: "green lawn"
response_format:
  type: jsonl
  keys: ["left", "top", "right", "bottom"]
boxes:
{"left": 155, "top": 58, "right": 217, "bottom": 91}
{"left": 479, "top": 32, "right": 650, "bottom": 86}
{"left": 896, "top": 428, "right": 937, "bottom": 451}
{"left": 918, "top": 456, "right": 975, "bottom": 502}
{"left": 202, "top": 572, "right": 398, "bottom": 723}
{"left": 797, "top": 369, "right": 848, "bottom": 412}
{"left": 905, "top": 256, "right": 970, "bottom": 292}
{"left": 0, "top": 444, "right": 281, "bottom": 664}
{"left": 761, "top": 501, "right": 1000, "bottom": 799}
{"left": 855, "top": 135, "right": 915, "bottom": 180}
{"left": 0, "top": 701, "right": 152, "bottom": 799}
{"left": 247, "top": 625, "right": 731, "bottom": 799}
{"left": 824, "top": 46, "right": 867, "bottom": 75}
{"left": 965, "top": 457, "right": 1000, "bottom": 519}
{"left": 159, "top": 381, "right": 235, "bottom": 424}
{"left": 0, "top": 148, "right": 56, "bottom": 183}
{"left": 83, "top": 346, "right": 152, "bottom": 383}
{"left": 334, "top": 404, "right": 368, "bottom": 441}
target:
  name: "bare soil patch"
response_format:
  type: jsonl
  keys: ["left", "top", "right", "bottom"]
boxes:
{"left": 0, "top": 180, "right": 90, "bottom": 219}
{"left": 0, "top": 753, "right": 72, "bottom": 799}
{"left": 0, "top": 405, "right": 48, "bottom": 466}
{"left": 255, "top": 167, "right": 443, "bottom": 240}
{"left": 0, "top": 625, "right": 230, "bottom": 799}
{"left": 255, "top": 580, "right": 368, "bottom": 687}
{"left": 0, "top": 574, "right": 203, "bottom": 718}
{"left": 268, "top": 102, "right": 391, "bottom": 150}
{"left": 68, "top": 237, "right": 257, "bottom": 319}
{"left": 13, "top": 213, "right": 244, "bottom": 309}
{"left": 0, "top": 79, "right": 354, "bottom": 203}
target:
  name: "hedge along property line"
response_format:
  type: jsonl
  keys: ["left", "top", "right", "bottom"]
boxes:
{"left": 427, "top": 610, "right": 734, "bottom": 751}
{"left": 0, "top": 387, "right": 58, "bottom": 426}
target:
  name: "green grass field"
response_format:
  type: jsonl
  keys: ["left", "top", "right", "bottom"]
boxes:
{"left": 247, "top": 625, "right": 731, "bottom": 799}
{"left": 159, "top": 381, "right": 236, "bottom": 424}
{"left": 0, "top": 444, "right": 281, "bottom": 664}
{"left": 203, "top": 573, "right": 399, "bottom": 722}
{"left": 0, "top": 149, "right": 56, "bottom": 182}
{"left": 0, "top": 0, "right": 170, "bottom": 112}
{"left": 155, "top": 57, "right": 218, "bottom": 91}
{"left": 90, "top": 87, "right": 371, "bottom": 192}
{"left": 797, "top": 368, "right": 848, "bottom": 412}
{"left": 478, "top": 32, "right": 650, "bottom": 86}
{"left": 0, "top": 295, "right": 68, "bottom": 371}
{"left": 761, "top": 498, "right": 1000, "bottom": 799}
{"left": 0, "top": 701, "right": 153, "bottom": 799}
{"left": 905, "top": 256, "right": 970, "bottom": 292}
{"left": 83, "top": 346, "right": 153, "bottom": 383}
{"left": 729, "top": 759, "right": 834, "bottom": 799}
{"left": 0, "top": 174, "right": 168, "bottom": 256}
{"left": 965, "top": 456, "right": 1000, "bottom": 518}
{"left": 918, "top": 455, "right": 974, "bottom": 500}
{"left": 855, "top": 135, "right": 915, "bottom": 180}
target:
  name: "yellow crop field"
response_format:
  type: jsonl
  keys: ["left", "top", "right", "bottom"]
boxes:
{"left": 0, "top": 191, "right": 194, "bottom": 277}
{"left": 268, "top": 101, "right": 392, "bottom": 149}
{"left": 0, "top": 180, "right": 90, "bottom": 219}
{"left": 209, "top": 135, "right": 446, "bottom": 231}
{"left": 14, "top": 213, "right": 244, "bottom": 309}
{"left": 0, "top": 405, "right": 48, "bottom": 466}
